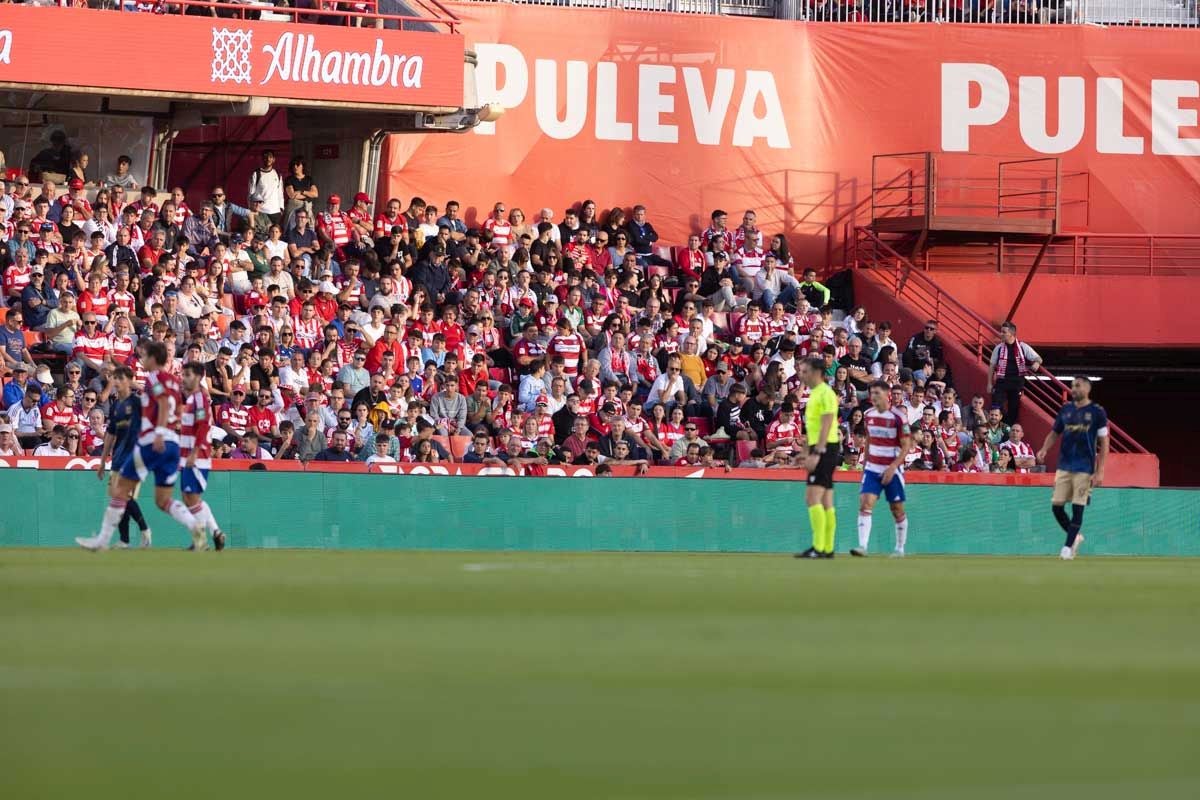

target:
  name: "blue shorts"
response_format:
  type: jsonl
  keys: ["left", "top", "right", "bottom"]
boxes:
{"left": 861, "top": 469, "right": 906, "bottom": 503}
{"left": 179, "top": 466, "right": 209, "bottom": 495}
{"left": 120, "top": 441, "right": 181, "bottom": 488}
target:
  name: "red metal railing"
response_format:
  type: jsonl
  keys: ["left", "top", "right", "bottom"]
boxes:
{"left": 918, "top": 233, "right": 1200, "bottom": 277}
{"left": 116, "top": 0, "right": 460, "bottom": 33}
{"left": 851, "top": 226, "right": 1147, "bottom": 454}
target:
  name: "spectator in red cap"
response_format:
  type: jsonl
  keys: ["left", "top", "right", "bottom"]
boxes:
{"left": 317, "top": 194, "right": 352, "bottom": 258}
{"left": 347, "top": 192, "right": 374, "bottom": 241}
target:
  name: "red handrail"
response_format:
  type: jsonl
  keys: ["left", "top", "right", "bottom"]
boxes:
{"left": 121, "top": 0, "right": 460, "bottom": 33}
{"left": 851, "top": 226, "right": 1147, "bottom": 455}
{"left": 919, "top": 233, "right": 1200, "bottom": 277}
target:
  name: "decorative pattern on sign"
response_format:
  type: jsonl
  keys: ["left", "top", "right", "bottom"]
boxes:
{"left": 211, "top": 27, "right": 253, "bottom": 85}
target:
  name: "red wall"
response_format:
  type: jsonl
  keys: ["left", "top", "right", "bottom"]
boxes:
{"left": 928, "top": 274, "right": 1200, "bottom": 347}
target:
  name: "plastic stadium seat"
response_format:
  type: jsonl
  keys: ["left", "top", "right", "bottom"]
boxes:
{"left": 0, "top": 307, "right": 6, "bottom": 325}
{"left": 688, "top": 417, "right": 712, "bottom": 437}
{"left": 488, "top": 367, "right": 511, "bottom": 385}
{"left": 729, "top": 312, "right": 744, "bottom": 336}
{"left": 23, "top": 330, "right": 42, "bottom": 347}
{"left": 735, "top": 440, "right": 756, "bottom": 464}
{"left": 647, "top": 264, "right": 671, "bottom": 280}
{"left": 710, "top": 311, "right": 729, "bottom": 335}
{"left": 449, "top": 435, "right": 472, "bottom": 462}
{"left": 654, "top": 245, "right": 672, "bottom": 263}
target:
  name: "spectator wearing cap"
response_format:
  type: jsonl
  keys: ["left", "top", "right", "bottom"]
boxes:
{"left": 0, "top": 422, "right": 19, "bottom": 457}
{"left": 701, "top": 359, "right": 737, "bottom": 416}
{"left": 699, "top": 251, "right": 741, "bottom": 312}
{"left": 408, "top": 245, "right": 454, "bottom": 305}
{"left": 2, "top": 363, "right": 33, "bottom": 410}
{"left": 317, "top": 194, "right": 353, "bottom": 258}
{"left": 713, "top": 382, "right": 753, "bottom": 442}
{"left": 345, "top": 193, "right": 374, "bottom": 242}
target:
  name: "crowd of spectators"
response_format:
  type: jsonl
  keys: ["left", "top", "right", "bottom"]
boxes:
{"left": 1, "top": 147, "right": 1040, "bottom": 475}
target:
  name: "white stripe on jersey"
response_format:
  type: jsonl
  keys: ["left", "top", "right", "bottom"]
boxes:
{"left": 864, "top": 407, "right": 908, "bottom": 474}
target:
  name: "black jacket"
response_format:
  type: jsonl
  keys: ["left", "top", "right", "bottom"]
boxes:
{"left": 408, "top": 259, "right": 452, "bottom": 300}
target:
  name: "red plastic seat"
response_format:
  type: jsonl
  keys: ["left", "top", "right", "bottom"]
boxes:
{"left": 448, "top": 435, "right": 472, "bottom": 462}
{"left": 688, "top": 417, "right": 712, "bottom": 437}
{"left": 735, "top": 440, "right": 756, "bottom": 464}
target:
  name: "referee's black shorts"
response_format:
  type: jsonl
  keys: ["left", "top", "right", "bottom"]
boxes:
{"left": 806, "top": 443, "right": 841, "bottom": 489}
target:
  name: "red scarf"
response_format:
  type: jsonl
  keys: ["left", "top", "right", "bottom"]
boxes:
{"left": 995, "top": 339, "right": 1028, "bottom": 379}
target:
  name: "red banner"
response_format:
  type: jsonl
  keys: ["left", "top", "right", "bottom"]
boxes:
{"left": 0, "top": 7, "right": 464, "bottom": 108}
{"left": 384, "top": 7, "right": 1200, "bottom": 263}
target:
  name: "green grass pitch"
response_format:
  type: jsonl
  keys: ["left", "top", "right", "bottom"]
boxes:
{"left": 2, "top": 549, "right": 1198, "bottom": 799}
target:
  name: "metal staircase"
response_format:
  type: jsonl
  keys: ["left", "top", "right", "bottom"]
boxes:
{"left": 850, "top": 226, "right": 1148, "bottom": 456}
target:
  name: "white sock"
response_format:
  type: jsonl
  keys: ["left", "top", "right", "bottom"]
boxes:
{"left": 895, "top": 517, "right": 908, "bottom": 553}
{"left": 191, "top": 502, "right": 220, "bottom": 534}
{"left": 168, "top": 500, "right": 198, "bottom": 530}
{"left": 96, "top": 500, "right": 125, "bottom": 547}
{"left": 857, "top": 513, "right": 872, "bottom": 550}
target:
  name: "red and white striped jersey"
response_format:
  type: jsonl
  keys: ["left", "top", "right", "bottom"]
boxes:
{"left": 737, "top": 316, "right": 769, "bottom": 343}
{"left": 180, "top": 389, "right": 213, "bottom": 469}
{"left": 766, "top": 418, "right": 801, "bottom": 455}
{"left": 766, "top": 315, "right": 792, "bottom": 338}
{"left": 291, "top": 315, "right": 322, "bottom": 350}
{"left": 318, "top": 211, "right": 352, "bottom": 247}
{"left": 732, "top": 227, "right": 763, "bottom": 252}
{"left": 107, "top": 289, "right": 136, "bottom": 315}
{"left": 864, "top": 407, "right": 910, "bottom": 474}
{"left": 217, "top": 402, "right": 250, "bottom": 436}
{"left": 3, "top": 264, "right": 32, "bottom": 296}
{"left": 483, "top": 217, "right": 512, "bottom": 249}
{"left": 532, "top": 412, "right": 555, "bottom": 438}
{"left": 1002, "top": 439, "right": 1034, "bottom": 471}
{"left": 139, "top": 370, "right": 182, "bottom": 445}
{"left": 108, "top": 334, "right": 135, "bottom": 365}
{"left": 547, "top": 333, "right": 586, "bottom": 376}
{"left": 702, "top": 226, "right": 734, "bottom": 251}
{"left": 73, "top": 331, "right": 110, "bottom": 363}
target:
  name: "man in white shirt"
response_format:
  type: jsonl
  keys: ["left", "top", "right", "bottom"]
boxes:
{"left": 33, "top": 425, "right": 69, "bottom": 456}
{"left": 247, "top": 150, "right": 285, "bottom": 222}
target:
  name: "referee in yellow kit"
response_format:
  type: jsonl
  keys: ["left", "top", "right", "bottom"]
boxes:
{"left": 796, "top": 356, "right": 841, "bottom": 559}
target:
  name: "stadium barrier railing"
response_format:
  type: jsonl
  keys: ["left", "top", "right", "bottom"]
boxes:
{"left": 452, "top": 0, "right": 1198, "bottom": 26}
